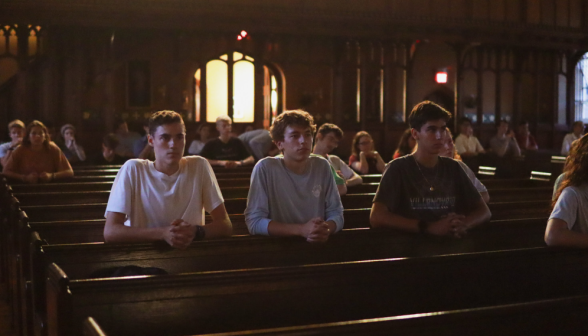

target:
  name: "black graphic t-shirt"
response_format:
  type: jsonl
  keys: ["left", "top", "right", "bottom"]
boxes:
{"left": 200, "top": 138, "right": 251, "bottom": 161}
{"left": 373, "top": 155, "right": 481, "bottom": 222}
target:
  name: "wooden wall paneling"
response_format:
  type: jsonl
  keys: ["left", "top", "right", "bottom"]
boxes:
{"left": 449, "top": 0, "right": 467, "bottom": 19}
{"left": 506, "top": 0, "right": 523, "bottom": 22}
{"left": 568, "top": 0, "right": 582, "bottom": 28}
{"left": 541, "top": 0, "right": 555, "bottom": 26}
{"left": 472, "top": 0, "right": 490, "bottom": 20}
{"left": 495, "top": 50, "right": 502, "bottom": 124}
{"left": 490, "top": 0, "right": 507, "bottom": 22}
{"left": 476, "top": 48, "right": 484, "bottom": 131}
{"left": 527, "top": 0, "right": 542, "bottom": 24}
{"left": 500, "top": 72, "right": 515, "bottom": 122}
{"left": 556, "top": 0, "right": 570, "bottom": 27}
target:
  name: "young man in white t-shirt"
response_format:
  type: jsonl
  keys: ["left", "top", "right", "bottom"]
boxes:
{"left": 104, "top": 110, "right": 232, "bottom": 248}
{"left": 312, "top": 123, "right": 363, "bottom": 188}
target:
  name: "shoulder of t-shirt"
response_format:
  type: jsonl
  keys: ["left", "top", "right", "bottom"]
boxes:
{"left": 254, "top": 156, "right": 280, "bottom": 171}
{"left": 328, "top": 155, "right": 344, "bottom": 164}
{"left": 47, "top": 141, "right": 62, "bottom": 152}
{"left": 119, "top": 159, "right": 149, "bottom": 174}
{"left": 230, "top": 137, "right": 246, "bottom": 144}
{"left": 439, "top": 156, "right": 461, "bottom": 169}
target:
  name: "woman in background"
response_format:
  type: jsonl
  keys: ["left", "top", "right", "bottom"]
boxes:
{"left": 2, "top": 120, "right": 73, "bottom": 183}
{"left": 349, "top": 131, "right": 385, "bottom": 174}
{"left": 393, "top": 129, "right": 417, "bottom": 159}
{"left": 59, "top": 124, "right": 86, "bottom": 164}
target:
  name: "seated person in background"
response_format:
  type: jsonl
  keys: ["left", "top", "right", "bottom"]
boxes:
{"left": 187, "top": 123, "right": 212, "bottom": 155}
{"left": 545, "top": 136, "right": 588, "bottom": 248}
{"left": 114, "top": 118, "right": 141, "bottom": 158}
{"left": 393, "top": 129, "right": 416, "bottom": 159}
{"left": 489, "top": 119, "right": 521, "bottom": 158}
{"left": 200, "top": 115, "right": 254, "bottom": 168}
{"left": 2, "top": 120, "right": 73, "bottom": 183}
{"left": 442, "top": 129, "right": 490, "bottom": 203}
{"left": 104, "top": 110, "right": 232, "bottom": 248}
{"left": 515, "top": 120, "right": 539, "bottom": 152}
{"left": 0, "top": 119, "right": 25, "bottom": 167}
{"left": 312, "top": 123, "right": 363, "bottom": 189}
{"left": 370, "top": 101, "right": 491, "bottom": 237}
{"left": 59, "top": 124, "right": 86, "bottom": 164}
{"left": 455, "top": 117, "right": 485, "bottom": 158}
{"left": 561, "top": 121, "right": 584, "bottom": 156}
{"left": 245, "top": 110, "right": 344, "bottom": 242}
{"left": 133, "top": 119, "right": 155, "bottom": 160}
{"left": 93, "top": 134, "right": 128, "bottom": 165}
{"left": 349, "top": 131, "right": 386, "bottom": 174}
{"left": 238, "top": 128, "right": 280, "bottom": 161}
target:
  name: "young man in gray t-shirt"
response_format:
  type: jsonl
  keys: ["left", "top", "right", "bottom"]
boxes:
{"left": 245, "top": 110, "right": 344, "bottom": 243}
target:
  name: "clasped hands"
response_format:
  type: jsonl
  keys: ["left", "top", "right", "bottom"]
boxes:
{"left": 427, "top": 213, "right": 468, "bottom": 238}
{"left": 24, "top": 172, "right": 53, "bottom": 184}
{"left": 163, "top": 219, "right": 197, "bottom": 249}
{"left": 301, "top": 217, "right": 331, "bottom": 243}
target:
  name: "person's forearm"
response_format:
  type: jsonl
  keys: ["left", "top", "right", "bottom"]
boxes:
{"left": 1, "top": 152, "right": 13, "bottom": 166}
{"left": 462, "top": 201, "right": 491, "bottom": 230}
{"left": 241, "top": 156, "right": 255, "bottom": 166}
{"left": 345, "top": 174, "right": 363, "bottom": 187}
{"left": 2, "top": 170, "right": 25, "bottom": 181}
{"left": 205, "top": 214, "right": 232, "bottom": 239}
{"left": 104, "top": 224, "right": 165, "bottom": 243}
{"left": 54, "top": 169, "right": 74, "bottom": 180}
{"left": 74, "top": 145, "right": 86, "bottom": 161}
{"left": 370, "top": 204, "right": 419, "bottom": 232}
{"left": 206, "top": 159, "right": 224, "bottom": 166}
{"left": 337, "top": 183, "right": 347, "bottom": 196}
{"left": 355, "top": 154, "right": 369, "bottom": 174}
{"left": 545, "top": 224, "right": 588, "bottom": 248}
{"left": 267, "top": 220, "right": 303, "bottom": 237}
{"left": 375, "top": 156, "right": 386, "bottom": 173}
{"left": 326, "top": 220, "right": 337, "bottom": 235}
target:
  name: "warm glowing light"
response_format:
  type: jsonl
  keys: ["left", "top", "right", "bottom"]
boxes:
{"left": 206, "top": 60, "right": 228, "bottom": 122}
{"left": 240, "top": 30, "right": 248, "bottom": 37}
{"left": 436, "top": 72, "right": 448, "bottom": 84}
{"left": 220, "top": 54, "right": 228, "bottom": 61}
{"left": 194, "top": 69, "right": 201, "bottom": 122}
{"left": 237, "top": 36, "right": 242, "bottom": 41}
{"left": 233, "top": 60, "right": 255, "bottom": 122}
{"left": 233, "top": 52, "right": 243, "bottom": 60}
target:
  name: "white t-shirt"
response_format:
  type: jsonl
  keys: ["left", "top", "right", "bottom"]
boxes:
{"left": 550, "top": 185, "right": 588, "bottom": 234}
{"left": 457, "top": 160, "right": 487, "bottom": 193}
{"left": 327, "top": 155, "right": 358, "bottom": 180}
{"left": 561, "top": 133, "right": 580, "bottom": 156}
{"left": 0, "top": 142, "right": 12, "bottom": 158}
{"left": 105, "top": 156, "right": 224, "bottom": 228}
{"left": 188, "top": 140, "right": 206, "bottom": 155}
{"left": 455, "top": 134, "right": 484, "bottom": 155}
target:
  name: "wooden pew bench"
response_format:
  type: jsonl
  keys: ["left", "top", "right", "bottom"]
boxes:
{"left": 83, "top": 295, "right": 588, "bottom": 336}
{"left": 45, "top": 247, "right": 588, "bottom": 336}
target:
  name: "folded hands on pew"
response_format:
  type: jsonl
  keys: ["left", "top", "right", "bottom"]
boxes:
{"left": 164, "top": 219, "right": 198, "bottom": 249}
{"left": 428, "top": 213, "right": 467, "bottom": 238}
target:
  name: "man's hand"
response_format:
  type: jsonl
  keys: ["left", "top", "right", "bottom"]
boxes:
{"left": 223, "top": 160, "right": 239, "bottom": 168}
{"left": 336, "top": 170, "right": 344, "bottom": 179}
{"left": 299, "top": 217, "right": 330, "bottom": 243}
{"left": 38, "top": 172, "right": 52, "bottom": 183}
{"left": 11, "top": 138, "right": 22, "bottom": 147}
{"left": 162, "top": 219, "right": 197, "bottom": 249}
{"left": 24, "top": 173, "right": 39, "bottom": 184}
{"left": 506, "top": 130, "right": 515, "bottom": 138}
{"left": 427, "top": 213, "right": 467, "bottom": 237}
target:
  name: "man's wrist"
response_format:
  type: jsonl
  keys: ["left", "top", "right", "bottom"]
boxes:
{"left": 193, "top": 225, "right": 206, "bottom": 241}
{"left": 418, "top": 219, "right": 429, "bottom": 234}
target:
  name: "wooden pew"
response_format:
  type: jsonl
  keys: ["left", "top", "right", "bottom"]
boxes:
{"left": 45, "top": 247, "right": 588, "bottom": 336}
{"left": 83, "top": 295, "right": 588, "bottom": 336}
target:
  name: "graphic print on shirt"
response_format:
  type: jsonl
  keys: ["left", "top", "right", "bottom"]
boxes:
{"left": 312, "top": 184, "right": 322, "bottom": 198}
{"left": 410, "top": 197, "right": 456, "bottom": 210}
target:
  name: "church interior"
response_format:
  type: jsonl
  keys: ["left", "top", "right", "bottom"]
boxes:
{"left": 2, "top": 0, "right": 588, "bottom": 335}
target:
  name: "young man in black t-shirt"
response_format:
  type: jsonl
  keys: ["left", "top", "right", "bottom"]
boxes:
{"left": 370, "top": 101, "right": 491, "bottom": 237}
{"left": 200, "top": 115, "right": 254, "bottom": 168}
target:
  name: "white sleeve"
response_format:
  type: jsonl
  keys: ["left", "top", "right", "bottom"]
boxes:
{"left": 188, "top": 140, "right": 203, "bottom": 155}
{"left": 458, "top": 161, "right": 487, "bottom": 193}
{"left": 561, "top": 135, "right": 572, "bottom": 156}
{"left": 244, "top": 162, "right": 272, "bottom": 235}
{"left": 334, "top": 156, "right": 357, "bottom": 180}
{"left": 475, "top": 138, "right": 484, "bottom": 152}
{"left": 105, "top": 161, "right": 135, "bottom": 219}
{"left": 199, "top": 158, "right": 224, "bottom": 213}
{"left": 550, "top": 188, "right": 578, "bottom": 230}
{"left": 454, "top": 136, "right": 467, "bottom": 155}
{"left": 0, "top": 143, "right": 9, "bottom": 158}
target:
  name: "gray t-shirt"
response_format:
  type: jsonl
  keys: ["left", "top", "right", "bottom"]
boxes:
{"left": 550, "top": 185, "right": 588, "bottom": 234}
{"left": 553, "top": 173, "right": 565, "bottom": 200}
{"left": 0, "top": 142, "right": 12, "bottom": 158}
{"left": 238, "top": 129, "right": 273, "bottom": 161}
{"left": 245, "top": 155, "right": 344, "bottom": 235}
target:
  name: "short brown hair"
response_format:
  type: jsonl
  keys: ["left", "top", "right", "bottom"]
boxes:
{"left": 317, "top": 123, "right": 343, "bottom": 140}
{"left": 409, "top": 101, "right": 452, "bottom": 131}
{"left": 8, "top": 119, "right": 25, "bottom": 131}
{"left": 148, "top": 110, "right": 185, "bottom": 136}
{"left": 22, "top": 120, "right": 50, "bottom": 148}
{"left": 270, "top": 110, "right": 316, "bottom": 142}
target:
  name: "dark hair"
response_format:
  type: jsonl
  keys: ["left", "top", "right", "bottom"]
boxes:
{"left": 102, "top": 133, "right": 119, "bottom": 150}
{"left": 408, "top": 101, "right": 452, "bottom": 131}
{"left": 351, "top": 131, "right": 373, "bottom": 157}
{"left": 22, "top": 120, "right": 50, "bottom": 148}
{"left": 497, "top": 119, "right": 509, "bottom": 128}
{"left": 395, "top": 129, "right": 415, "bottom": 157}
{"left": 317, "top": 123, "right": 343, "bottom": 140}
{"left": 572, "top": 121, "right": 584, "bottom": 130}
{"left": 518, "top": 120, "right": 529, "bottom": 127}
{"left": 196, "top": 123, "right": 211, "bottom": 141}
{"left": 148, "top": 110, "right": 185, "bottom": 136}
{"left": 113, "top": 117, "right": 126, "bottom": 130}
{"left": 552, "top": 136, "right": 588, "bottom": 209}
{"left": 459, "top": 117, "right": 472, "bottom": 127}
{"left": 270, "top": 110, "right": 316, "bottom": 142}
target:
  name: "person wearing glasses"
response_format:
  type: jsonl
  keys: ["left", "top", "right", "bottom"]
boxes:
{"left": 349, "top": 131, "right": 386, "bottom": 174}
